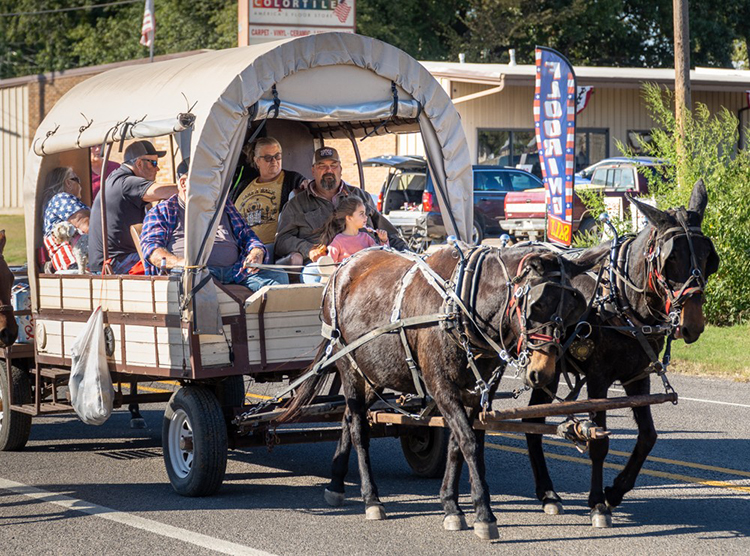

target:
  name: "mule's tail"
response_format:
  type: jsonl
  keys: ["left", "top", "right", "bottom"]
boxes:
{"left": 274, "top": 341, "right": 330, "bottom": 424}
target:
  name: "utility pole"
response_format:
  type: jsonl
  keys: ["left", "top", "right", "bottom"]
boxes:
{"left": 674, "top": 0, "right": 691, "bottom": 185}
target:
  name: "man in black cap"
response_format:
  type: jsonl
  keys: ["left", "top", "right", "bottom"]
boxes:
{"left": 89, "top": 140, "right": 178, "bottom": 273}
{"left": 275, "top": 146, "right": 406, "bottom": 265}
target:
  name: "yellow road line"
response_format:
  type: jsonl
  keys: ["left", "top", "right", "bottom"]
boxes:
{"left": 485, "top": 442, "right": 750, "bottom": 494}
{"left": 488, "top": 431, "right": 750, "bottom": 479}
{"left": 119, "top": 381, "right": 273, "bottom": 400}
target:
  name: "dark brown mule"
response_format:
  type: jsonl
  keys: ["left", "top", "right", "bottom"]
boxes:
{"left": 0, "top": 231, "right": 18, "bottom": 347}
{"left": 524, "top": 180, "right": 719, "bottom": 527}
{"left": 282, "top": 243, "right": 601, "bottom": 540}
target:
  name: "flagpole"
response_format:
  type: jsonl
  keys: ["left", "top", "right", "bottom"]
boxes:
{"left": 149, "top": 38, "right": 154, "bottom": 63}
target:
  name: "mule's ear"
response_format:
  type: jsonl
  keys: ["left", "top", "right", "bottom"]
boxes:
{"left": 628, "top": 195, "right": 671, "bottom": 229}
{"left": 688, "top": 179, "right": 708, "bottom": 224}
{"left": 0, "top": 230, "right": 5, "bottom": 254}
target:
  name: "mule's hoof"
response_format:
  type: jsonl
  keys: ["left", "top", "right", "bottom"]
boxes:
{"left": 590, "top": 503, "right": 613, "bottom": 528}
{"left": 129, "top": 418, "right": 146, "bottom": 430}
{"left": 443, "top": 514, "right": 468, "bottom": 531}
{"left": 473, "top": 521, "right": 500, "bottom": 541}
{"left": 543, "top": 501, "right": 563, "bottom": 515}
{"left": 365, "top": 505, "right": 387, "bottom": 520}
{"left": 324, "top": 488, "right": 344, "bottom": 507}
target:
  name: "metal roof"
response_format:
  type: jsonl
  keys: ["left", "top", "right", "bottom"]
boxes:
{"left": 419, "top": 61, "right": 750, "bottom": 92}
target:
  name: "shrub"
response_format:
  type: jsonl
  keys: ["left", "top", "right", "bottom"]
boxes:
{"left": 575, "top": 84, "right": 750, "bottom": 324}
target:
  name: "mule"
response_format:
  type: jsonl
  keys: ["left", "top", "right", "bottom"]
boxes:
{"left": 523, "top": 180, "right": 719, "bottom": 527}
{"left": 282, "top": 243, "right": 603, "bottom": 540}
{"left": 0, "top": 231, "right": 18, "bottom": 347}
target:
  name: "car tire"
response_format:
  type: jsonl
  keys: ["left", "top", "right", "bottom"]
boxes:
{"left": 400, "top": 426, "right": 449, "bottom": 478}
{"left": 471, "top": 221, "right": 484, "bottom": 245}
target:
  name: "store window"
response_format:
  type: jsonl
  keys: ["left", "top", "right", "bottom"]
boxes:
{"left": 627, "top": 130, "right": 654, "bottom": 154}
{"left": 478, "top": 128, "right": 608, "bottom": 177}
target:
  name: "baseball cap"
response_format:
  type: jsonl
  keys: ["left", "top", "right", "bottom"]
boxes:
{"left": 176, "top": 158, "right": 190, "bottom": 178}
{"left": 313, "top": 146, "right": 340, "bottom": 164}
{"left": 124, "top": 140, "right": 167, "bottom": 162}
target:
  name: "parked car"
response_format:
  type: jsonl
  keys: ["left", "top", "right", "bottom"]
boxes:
{"left": 366, "top": 155, "right": 543, "bottom": 248}
{"left": 575, "top": 156, "right": 666, "bottom": 184}
{"left": 504, "top": 159, "right": 667, "bottom": 241}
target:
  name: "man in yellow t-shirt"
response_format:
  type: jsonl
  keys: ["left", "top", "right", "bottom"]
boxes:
{"left": 232, "top": 137, "right": 307, "bottom": 247}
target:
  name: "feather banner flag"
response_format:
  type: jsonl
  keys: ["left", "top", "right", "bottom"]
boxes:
{"left": 534, "top": 47, "right": 577, "bottom": 246}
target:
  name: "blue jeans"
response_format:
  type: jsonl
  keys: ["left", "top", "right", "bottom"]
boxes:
{"left": 208, "top": 265, "right": 288, "bottom": 291}
{"left": 301, "top": 263, "right": 322, "bottom": 284}
{"left": 112, "top": 252, "right": 142, "bottom": 274}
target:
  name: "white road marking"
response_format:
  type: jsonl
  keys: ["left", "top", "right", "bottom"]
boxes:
{"left": 608, "top": 387, "right": 750, "bottom": 408}
{"left": 0, "top": 478, "right": 276, "bottom": 556}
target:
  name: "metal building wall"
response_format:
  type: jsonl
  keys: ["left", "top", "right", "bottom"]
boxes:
{"left": 448, "top": 81, "right": 746, "bottom": 162}
{"left": 0, "top": 84, "right": 29, "bottom": 212}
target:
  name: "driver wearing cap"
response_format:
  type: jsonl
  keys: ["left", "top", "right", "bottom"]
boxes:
{"left": 275, "top": 146, "right": 407, "bottom": 265}
{"left": 89, "top": 140, "right": 178, "bottom": 274}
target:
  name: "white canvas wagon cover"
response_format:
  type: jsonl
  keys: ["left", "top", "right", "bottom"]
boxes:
{"left": 24, "top": 33, "right": 472, "bottom": 332}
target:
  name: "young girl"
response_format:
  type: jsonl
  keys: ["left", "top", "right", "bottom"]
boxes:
{"left": 301, "top": 197, "right": 388, "bottom": 283}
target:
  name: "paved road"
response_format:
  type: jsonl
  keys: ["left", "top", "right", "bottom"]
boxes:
{"left": 2, "top": 373, "right": 749, "bottom": 555}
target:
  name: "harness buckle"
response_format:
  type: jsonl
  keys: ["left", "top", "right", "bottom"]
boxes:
{"left": 641, "top": 325, "right": 653, "bottom": 335}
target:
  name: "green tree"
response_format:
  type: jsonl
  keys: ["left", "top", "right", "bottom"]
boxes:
{"left": 632, "top": 84, "right": 750, "bottom": 325}
{"left": 356, "top": 0, "right": 468, "bottom": 61}
{"left": 0, "top": 0, "right": 235, "bottom": 79}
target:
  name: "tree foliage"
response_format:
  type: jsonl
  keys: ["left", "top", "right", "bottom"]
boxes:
{"left": 0, "top": 0, "right": 235, "bottom": 79}
{"left": 2, "top": 0, "right": 748, "bottom": 80}
{"left": 632, "top": 84, "right": 750, "bottom": 325}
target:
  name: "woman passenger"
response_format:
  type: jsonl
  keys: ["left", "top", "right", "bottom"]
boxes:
{"left": 42, "top": 166, "right": 90, "bottom": 272}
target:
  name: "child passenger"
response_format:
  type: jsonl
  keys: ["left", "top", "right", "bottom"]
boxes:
{"left": 301, "top": 197, "right": 388, "bottom": 284}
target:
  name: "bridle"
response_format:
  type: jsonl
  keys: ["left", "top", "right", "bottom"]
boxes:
{"left": 644, "top": 210, "right": 711, "bottom": 320}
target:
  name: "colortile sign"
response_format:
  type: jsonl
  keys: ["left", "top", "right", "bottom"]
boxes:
{"left": 247, "top": 0, "right": 356, "bottom": 43}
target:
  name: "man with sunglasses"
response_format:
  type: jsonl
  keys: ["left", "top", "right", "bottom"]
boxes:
{"left": 275, "top": 146, "right": 407, "bottom": 266}
{"left": 231, "top": 137, "right": 307, "bottom": 256}
{"left": 89, "top": 140, "right": 177, "bottom": 273}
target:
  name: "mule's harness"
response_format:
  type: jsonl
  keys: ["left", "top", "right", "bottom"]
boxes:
{"left": 233, "top": 244, "right": 575, "bottom": 424}
{"left": 584, "top": 210, "right": 711, "bottom": 395}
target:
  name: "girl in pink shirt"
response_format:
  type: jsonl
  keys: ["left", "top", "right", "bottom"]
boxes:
{"left": 302, "top": 197, "right": 388, "bottom": 283}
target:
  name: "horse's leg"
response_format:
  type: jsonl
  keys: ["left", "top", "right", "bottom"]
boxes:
{"left": 605, "top": 377, "right": 657, "bottom": 508}
{"left": 440, "top": 430, "right": 467, "bottom": 531}
{"left": 435, "top": 385, "right": 498, "bottom": 540}
{"left": 586, "top": 380, "right": 611, "bottom": 528}
{"left": 346, "top": 385, "right": 385, "bottom": 520}
{"left": 325, "top": 405, "right": 353, "bottom": 507}
{"left": 524, "top": 382, "right": 563, "bottom": 514}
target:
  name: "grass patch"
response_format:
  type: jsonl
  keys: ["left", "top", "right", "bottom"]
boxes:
{"left": 0, "top": 214, "right": 27, "bottom": 266}
{"left": 670, "top": 324, "right": 750, "bottom": 381}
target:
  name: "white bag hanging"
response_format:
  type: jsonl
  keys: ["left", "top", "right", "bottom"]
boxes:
{"left": 69, "top": 307, "right": 114, "bottom": 425}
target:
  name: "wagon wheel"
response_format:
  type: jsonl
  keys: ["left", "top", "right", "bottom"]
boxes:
{"left": 399, "top": 426, "right": 449, "bottom": 478}
{"left": 162, "top": 386, "right": 228, "bottom": 497}
{"left": 213, "top": 374, "right": 246, "bottom": 409}
{"left": 0, "top": 362, "right": 32, "bottom": 451}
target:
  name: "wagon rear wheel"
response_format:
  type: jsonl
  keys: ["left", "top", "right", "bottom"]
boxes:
{"left": 162, "top": 385, "right": 228, "bottom": 497}
{"left": 0, "top": 362, "right": 32, "bottom": 451}
{"left": 400, "top": 426, "right": 449, "bottom": 478}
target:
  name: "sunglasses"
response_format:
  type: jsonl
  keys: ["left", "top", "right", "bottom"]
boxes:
{"left": 140, "top": 158, "right": 159, "bottom": 168}
{"left": 68, "top": 176, "right": 81, "bottom": 183}
{"left": 258, "top": 153, "right": 282, "bottom": 163}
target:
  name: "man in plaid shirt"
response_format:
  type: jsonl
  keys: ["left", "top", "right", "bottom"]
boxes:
{"left": 140, "top": 158, "right": 288, "bottom": 290}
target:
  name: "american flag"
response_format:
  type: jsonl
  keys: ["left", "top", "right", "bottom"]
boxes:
{"left": 140, "top": 0, "right": 155, "bottom": 47}
{"left": 333, "top": 1, "right": 351, "bottom": 23}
